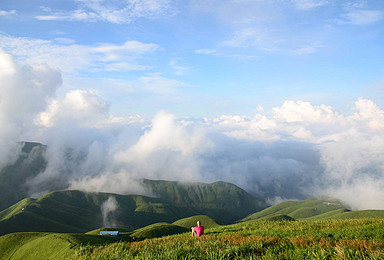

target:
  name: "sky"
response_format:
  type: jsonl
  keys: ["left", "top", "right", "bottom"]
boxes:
{"left": 1, "top": 0, "right": 383, "bottom": 117}
{"left": 1, "top": 0, "right": 384, "bottom": 210}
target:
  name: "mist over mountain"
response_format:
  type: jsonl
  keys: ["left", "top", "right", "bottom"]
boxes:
{"left": 1, "top": 50, "right": 384, "bottom": 211}
{"left": 0, "top": 142, "right": 47, "bottom": 210}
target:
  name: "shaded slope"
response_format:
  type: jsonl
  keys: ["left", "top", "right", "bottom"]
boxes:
{"left": 260, "top": 214, "right": 295, "bottom": 222}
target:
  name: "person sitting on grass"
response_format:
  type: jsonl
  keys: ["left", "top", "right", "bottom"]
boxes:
{"left": 191, "top": 221, "right": 204, "bottom": 237}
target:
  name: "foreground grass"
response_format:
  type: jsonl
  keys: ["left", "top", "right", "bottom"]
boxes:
{"left": 73, "top": 219, "right": 384, "bottom": 259}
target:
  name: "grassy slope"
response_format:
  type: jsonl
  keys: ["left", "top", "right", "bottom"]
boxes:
{"left": 130, "top": 223, "right": 189, "bottom": 239}
{"left": 74, "top": 218, "right": 384, "bottom": 259}
{"left": 2, "top": 214, "right": 384, "bottom": 259}
{"left": 0, "top": 179, "right": 267, "bottom": 236}
{"left": 142, "top": 179, "right": 267, "bottom": 223}
{"left": 172, "top": 215, "right": 220, "bottom": 229}
{"left": 241, "top": 197, "right": 345, "bottom": 221}
{"left": 0, "top": 190, "right": 201, "bottom": 236}
{"left": 0, "top": 232, "right": 117, "bottom": 260}
{"left": 259, "top": 214, "right": 295, "bottom": 221}
{"left": 324, "top": 210, "right": 384, "bottom": 219}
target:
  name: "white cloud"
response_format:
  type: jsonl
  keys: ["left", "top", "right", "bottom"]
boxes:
{"left": 69, "top": 171, "right": 151, "bottom": 196}
{"left": 272, "top": 100, "right": 341, "bottom": 124}
{"left": 221, "top": 28, "right": 282, "bottom": 51}
{"left": 24, "top": 93, "right": 384, "bottom": 209}
{"left": 112, "top": 110, "right": 213, "bottom": 182}
{"left": 93, "top": 41, "right": 159, "bottom": 56}
{"left": 290, "top": 43, "right": 323, "bottom": 55}
{"left": 137, "top": 73, "right": 193, "bottom": 95}
{"left": 290, "top": 0, "right": 328, "bottom": 10}
{"left": 36, "top": 0, "right": 173, "bottom": 24}
{"left": 195, "top": 49, "right": 218, "bottom": 55}
{"left": 0, "top": 49, "right": 61, "bottom": 168}
{"left": 169, "top": 58, "right": 188, "bottom": 76}
{"left": 0, "top": 9, "right": 16, "bottom": 17}
{"left": 0, "top": 35, "right": 159, "bottom": 74}
{"left": 341, "top": 9, "right": 384, "bottom": 25}
{"left": 36, "top": 89, "right": 110, "bottom": 128}
{"left": 3, "top": 49, "right": 384, "bottom": 209}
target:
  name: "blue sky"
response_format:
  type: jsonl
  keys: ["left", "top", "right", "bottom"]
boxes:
{"left": 1, "top": 0, "right": 383, "bottom": 118}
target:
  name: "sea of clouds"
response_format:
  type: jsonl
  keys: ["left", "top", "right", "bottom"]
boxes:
{"left": 1, "top": 49, "right": 384, "bottom": 210}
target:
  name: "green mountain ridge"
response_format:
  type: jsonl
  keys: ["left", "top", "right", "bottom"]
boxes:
{"left": 0, "top": 179, "right": 265, "bottom": 236}
{"left": 141, "top": 179, "right": 266, "bottom": 220}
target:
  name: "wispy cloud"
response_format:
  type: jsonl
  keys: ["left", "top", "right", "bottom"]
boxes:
{"left": 0, "top": 35, "right": 159, "bottom": 74}
{"left": 137, "top": 73, "right": 193, "bottom": 95}
{"left": 340, "top": 9, "right": 384, "bottom": 25}
{"left": 290, "top": 43, "right": 323, "bottom": 55}
{"left": 221, "top": 28, "right": 283, "bottom": 51}
{"left": 195, "top": 49, "right": 218, "bottom": 55}
{"left": 169, "top": 58, "right": 188, "bottom": 76}
{"left": 0, "top": 9, "right": 16, "bottom": 17}
{"left": 36, "top": 0, "right": 173, "bottom": 24}
{"left": 93, "top": 41, "right": 159, "bottom": 57}
{"left": 290, "top": 0, "right": 328, "bottom": 10}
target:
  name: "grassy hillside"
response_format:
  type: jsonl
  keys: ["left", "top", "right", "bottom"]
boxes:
{"left": 74, "top": 218, "right": 384, "bottom": 259}
{"left": 0, "top": 184, "right": 264, "bottom": 236}
{"left": 315, "top": 209, "right": 384, "bottom": 220}
{"left": 172, "top": 215, "right": 220, "bottom": 229}
{"left": 0, "top": 142, "right": 47, "bottom": 211}
{"left": 130, "top": 223, "right": 189, "bottom": 239}
{"left": 241, "top": 197, "right": 345, "bottom": 221}
{"left": 142, "top": 179, "right": 267, "bottom": 222}
{"left": 0, "top": 191, "right": 204, "bottom": 235}
{"left": 2, "top": 215, "right": 384, "bottom": 259}
{"left": 0, "top": 190, "right": 202, "bottom": 236}
{"left": 259, "top": 214, "right": 295, "bottom": 222}
{"left": 0, "top": 232, "right": 117, "bottom": 260}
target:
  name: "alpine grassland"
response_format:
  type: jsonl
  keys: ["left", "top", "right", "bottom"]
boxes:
{"left": 72, "top": 218, "right": 384, "bottom": 259}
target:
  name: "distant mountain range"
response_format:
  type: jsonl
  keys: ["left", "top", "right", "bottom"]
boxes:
{"left": 0, "top": 142, "right": 266, "bottom": 213}
{"left": 1, "top": 142, "right": 384, "bottom": 238}
{"left": 0, "top": 183, "right": 266, "bottom": 236}
{"left": 0, "top": 142, "right": 268, "bottom": 236}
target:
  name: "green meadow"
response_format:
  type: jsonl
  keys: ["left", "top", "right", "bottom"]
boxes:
{"left": 1, "top": 217, "right": 384, "bottom": 259}
{"left": 73, "top": 218, "right": 384, "bottom": 259}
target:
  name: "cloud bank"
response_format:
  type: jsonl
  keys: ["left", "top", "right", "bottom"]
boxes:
{"left": 1, "top": 50, "right": 384, "bottom": 210}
